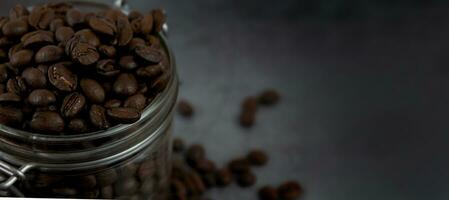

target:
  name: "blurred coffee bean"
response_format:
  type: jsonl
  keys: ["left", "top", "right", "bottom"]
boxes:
{"left": 258, "top": 89, "right": 280, "bottom": 106}
{"left": 236, "top": 171, "right": 256, "bottom": 187}
{"left": 9, "top": 4, "right": 29, "bottom": 19}
{"left": 240, "top": 110, "right": 255, "bottom": 127}
{"left": 186, "top": 145, "right": 205, "bottom": 167}
{"left": 247, "top": 150, "right": 268, "bottom": 166}
{"left": 128, "top": 38, "right": 145, "bottom": 51}
{"left": 0, "top": 92, "right": 21, "bottom": 104}
{"left": 195, "top": 159, "right": 216, "bottom": 174}
{"left": 28, "top": 5, "right": 55, "bottom": 30}
{"left": 128, "top": 11, "right": 142, "bottom": 21}
{"left": 135, "top": 45, "right": 162, "bottom": 63}
{"left": 2, "top": 19, "right": 29, "bottom": 37}
{"left": 119, "top": 56, "right": 138, "bottom": 70}
{"left": 89, "top": 105, "right": 110, "bottom": 129}
{"left": 228, "top": 158, "right": 251, "bottom": 174}
{"left": 66, "top": 8, "right": 83, "bottom": 27}
{"left": 177, "top": 100, "right": 194, "bottom": 118}
{"left": 10, "top": 49, "right": 33, "bottom": 68}
{"left": 89, "top": 17, "right": 116, "bottom": 36}
{"left": 173, "top": 138, "right": 185, "bottom": 153}
{"left": 0, "top": 106, "right": 23, "bottom": 125}
{"left": 28, "top": 89, "right": 56, "bottom": 107}
{"left": 152, "top": 9, "right": 166, "bottom": 33}
{"left": 61, "top": 92, "right": 86, "bottom": 118}
{"left": 215, "top": 168, "right": 233, "bottom": 187}
{"left": 50, "top": 18, "right": 64, "bottom": 32}
{"left": 76, "top": 175, "right": 97, "bottom": 189}
{"left": 116, "top": 15, "right": 133, "bottom": 46}
{"left": 55, "top": 27, "right": 74, "bottom": 43}
{"left": 242, "top": 96, "right": 258, "bottom": 112}
{"left": 30, "top": 111, "right": 64, "bottom": 133}
{"left": 138, "top": 160, "right": 156, "bottom": 180}
{"left": 278, "top": 181, "right": 302, "bottom": 200}
{"left": 68, "top": 118, "right": 88, "bottom": 133}
{"left": 48, "top": 63, "right": 78, "bottom": 91}
{"left": 185, "top": 171, "right": 206, "bottom": 195}
{"left": 22, "top": 67, "right": 47, "bottom": 89}
{"left": 258, "top": 186, "right": 278, "bottom": 200}
{"left": 201, "top": 172, "right": 217, "bottom": 188}
{"left": 98, "top": 45, "right": 116, "bottom": 58}
{"left": 140, "top": 14, "right": 153, "bottom": 35}
{"left": 80, "top": 78, "right": 105, "bottom": 104}
{"left": 113, "top": 73, "right": 138, "bottom": 96}
{"left": 22, "top": 30, "right": 54, "bottom": 48}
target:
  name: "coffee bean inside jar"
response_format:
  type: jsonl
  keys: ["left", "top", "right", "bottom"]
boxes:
{"left": 0, "top": 1, "right": 176, "bottom": 200}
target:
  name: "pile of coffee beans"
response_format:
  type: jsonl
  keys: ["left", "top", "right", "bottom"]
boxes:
{"left": 239, "top": 89, "right": 281, "bottom": 127}
{"left": 170, "top": 139, "right": 303, "bottom": 200}
{"left": 0, "top": 2, "right": 170, "bottom": 134}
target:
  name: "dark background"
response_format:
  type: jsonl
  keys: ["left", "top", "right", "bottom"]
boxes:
{"left": 2, "top": 0, "right": 449, "bottom": 199}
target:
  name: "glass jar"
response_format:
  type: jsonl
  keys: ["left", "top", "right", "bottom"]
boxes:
{"left": 0, "top": 1, "right": 178, "bottom": 199}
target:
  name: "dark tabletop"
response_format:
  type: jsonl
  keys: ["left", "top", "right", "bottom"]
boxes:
{"left": 2, "top": 0, "right": 449, "bottom": 199}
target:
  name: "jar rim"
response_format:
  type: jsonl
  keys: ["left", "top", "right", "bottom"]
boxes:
{"left": 0, "top": 34, "right": 176, "bottom": 143}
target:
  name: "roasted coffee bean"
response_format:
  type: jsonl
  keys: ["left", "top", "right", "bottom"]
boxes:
{"left": 150, "top": 73, "right": 169, "bottom": 93}
{"left": 22, "top": 30, "right": 54, "bottom": 48}
{"left": 80, "top": 78, "right": 105, "bottom": 103}
{"left": 7, "top": 76, "right": 27, "bottom": 96}
{"left": 247, "top": 150, "right": 268, "bottom": 166}
{"left": 240, "top": 110, "right": 255, "bottom": 127}
{"left": 119, "top": 56, "right": 138, "bottom": 70}
{"left": 173, "top": 138, "right": 185, "bottom": 153}
{"left": 228, "top": 158, "right": 251, "bottom": 174}
{"left": 242, "top": 96, "right": 258, "bottom": 112}
{"left": 22, "top": 67, "right": 47, "bottom": 89}
{"left": 116, "top": 15, "right": 133, "bottom": 46}
{"left": 259, "top": 89, "right": 280, "bottom": 106}
{"left": 106, "top": 107, "right": 141, "bottom": 124}
{"left": 71, "top": 42, "right": 99, "bottom": 65}
{"left": 186, "top": 145, "right": 205, "bottom": 166}
{"left": 37, "top": 64, "right": 49, "bottom": 74}
{"left": 0, "top": 92, "right": 21, "bottom": 104}
{"left": 104, "top": 99, "right": 122, "bottom": 109}
{"left": 136, "top": 64, "right": 163, "bottom": 78}
{"left": 29, "top": 6, "right": 55, "bottom": 30}
{"left": 130, "top": 18, "right": 142, "bottom": 34}
{"left": 100, "top": 186, "right": 114, "bottom": 199}
{"left": 68, "top": 118, "right": 88, "bottom": 133}
{"left": 98, "top": 45, "right": 116, "bottom": 58}
{"left": 96, "top": 168, "right": 118, "bottom": 186}
{"left": 147, "top": 35, "right": 161, "bottom": 49}
{"left": 9, "top": 4, "right": 29, "bottom": 19}
{"left": 35, "top": 45, "right": 63, "bottom": 63}
{"left": 195, "top": 159, "right": 216, "bottom": 174}
{"left": 55, "top": 26, "right": 75, "bottom": 43}
{"left": 124, "top": 93, "right": 146, "bottom": 111}
{"left": 66, "top": 8, "right": 83, "bottom": 27}
{"left": 61, "top": 92, "right": 86, "bottom": 118}
{"left": 28, "top": 89, "right": 56, "bottom": 107}
{"left": 258, "top": 186, "right": 278, "bottom": 200}
{"left": 48, "top": 63, "right": 77, "bottom": 91}
{"left": 128, "top": 11, "right": 143, "bottom": 21}
{"left": 89, "top": 17, "right": 116, "bottom": 36}
{"left": 113, "top": 73, "right": 138, "bottom": 96}
{"left": 30, "top": 111, "right": 64, "bottom": 133}
{"left": 10, "top": 49, "right": 33, "bottom": 68}
{"left": 0, "top": 37, "right": 14, "bottom": 47}
{"left": 74, "top": 29, "right": 100, "bottom": 47}
{"left": 236, "top": 171, "right": 256, "bottom": 187}
{"left": 2, "top": 19, "right": 29, "bottom": 37}
{"left": 178, "top": 100, "right": 194, "bottom": 118}
{"left": 128, "top": 37, "right": 146, "bottom": 51}
{"left": 0, "top": 106, "right": 23, "bottom": 125}
{"left": 97, "top": 59, "right": 120, "bottom": 77}
{"left": 141, "top": 14, "right": 153, "bottom": 35}
{"left": 89, "top": 105, "right": 110, "bottom": 129}
{"left": 278, "top": 181, "right": 302, "bottom": 200}
{"left": 215, "top": 168, "right": 233, "bottom": 187}
{"left": 152, "top": 9, "right": 166, "bottom": 32}
{"left": 138, "top": 84, "right": 148, "bottom": 94}
{"left": 114, "top": 178, "right": 139, "bottom": 196}
{"left": 50, "top": 18, "right": 64, "bottom": 32}
{"left": 135, "top": 45, "right": 162, "bottom": 63}
{"left": 48, "top": 2, "right": 73, "bottom": 16}
{"left": 0, "top": 64, "right": 9, "bottom": 83}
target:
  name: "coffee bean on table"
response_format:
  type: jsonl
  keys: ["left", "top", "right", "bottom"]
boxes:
{"left": 228, "top": 158, "right": 251, "bottom": 174}
{"left": 177, "top": 100, "right": 194, "bottom": 118}
{"left": 236, "top": 171, "right": 256, "bottom": 187}
{"left": 89, "top": 105, "right": 110, "bottom": 129}
{"left": 68, "top": 118, "right": 88, "bottom": 133}
{"left": 247, "top": 150, "right": 268, "bottom": 166}
{"left": 48, "top": 63, "right": 78, "bottom": 91}
{"left": 0, "top": 106, "right": 23, "bottom": 125}
{"left": 185, "top": 171, "right": 206, "bottom": 195}
{"left": 10, "top": 49, "right": 33, "bottom": 68}
{"left": 278, "top": 181, "right": 303, "bottom": 200}
{"left": 28, "top": 89, "right": 56, "bottom": 107}
{"left": 80, "top": 78, "right": 105, "bottom": 104}
{"left": 186, "top": 144, "right": 206, "bottom": 166}
{"left": 61, "top": 92, "right": 86, "bottom": 118}
{"left": 259, "top": 89, "right": 280, "bottom": 106}
{"left": 215, "top": 168, "right": 233, "bottom": 187}
{"left": 173, "top": 138, "right": 185, "bottom": 153}
{"left": 124, "top": 93, "right": 146, "bottom": 111}
{"left": 106, "top": 107, "right": 141, "bottom": 124}
{"left": 22, "top": 67, "right": 47, "bottom": 89}
{"left": 113, "top": 73, "right": 138, "bottom": 96}
{"left": 35, "top": 45, "right": 63, "bottom": 63}
{"left": 30, "top": 111, "right": 64, "bottom": 133}
{"left": 240, "top": 110, "right": 255, "bottom": 127}
{"left": 195, "top": 159, "right": 216, "bottom": 174}
{"left": 258, "top": 186, "right": 278, "bottom": 200}
{"left": 2, "top": 19, "right": 29, "bottom": 37}
{"left": 242, "top": 96, "right": 258, "bottom": 112}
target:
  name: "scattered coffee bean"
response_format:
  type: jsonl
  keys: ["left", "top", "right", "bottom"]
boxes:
{"left": 228, "top": 158, "right": 251, "bottom": 174}
{"left": 247, "top": 150, "right": 269, "bottom": 166}
{"left": 186, "top": 144, "right": 206, "bottom": 167}
{"left": 173, "top": 138, "right": 185, "bottom": 153}
{"left": 195, "top": 159, "right": 216, "bottom": 174}
{"left": 239, "top": 96, "right": 258, "bottom": 127}
{"left": 177, "top": 100, "right": 194, "bottom": 118}
{"left": 215, "top": 168, "right": 233, "bottom": 187}
{"left": 258, "top": 186, "right": 278, "bottom": 200}
{"left": 237, "top": 171, "right": 256, "bottom": 187}
{"left": 278, "top": 181, "right": 302, "bottom": 200}
{"left": 240, "top": 111, "right": 255, "bottom": 127}
{"left": 259, "top": 89, "right": 280, "bottom": 106}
